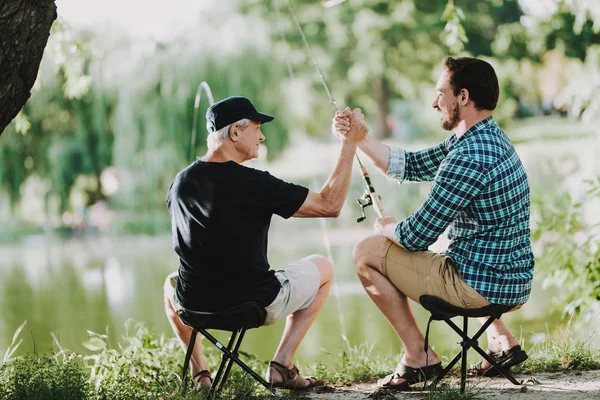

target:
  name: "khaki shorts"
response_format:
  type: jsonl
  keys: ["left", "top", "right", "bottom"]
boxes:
{"left": 264, "top": 258, "right": 320, "bottom": 325}
{"left": 164, "top": 258, "right": 320, "bottom": 325}
{"left": 381, "top": 239, "right": 490, "bottom": 309}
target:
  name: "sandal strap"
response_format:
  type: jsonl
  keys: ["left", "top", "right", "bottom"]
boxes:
{"left": 393, "top": 362, "right": 442, "bottom": 385}
{"left": 193, "top": 370, "right": 212, "bottom": 383}
{"left": 269, "top": 361, "right": 299, "bottom": 380}
{"left": 268, "top": 360, "right": 323, "bottom": 390}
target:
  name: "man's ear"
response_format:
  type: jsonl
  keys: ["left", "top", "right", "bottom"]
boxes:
{"left": 460, "top": 88, "right": 470, "bottom": 106}
{"left": 228, "top": 125, "right": 239, "bottom": 142}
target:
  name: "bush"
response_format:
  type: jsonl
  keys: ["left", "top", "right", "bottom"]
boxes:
{"left": 0, "top": 354, "right": 89, "bottom": 400}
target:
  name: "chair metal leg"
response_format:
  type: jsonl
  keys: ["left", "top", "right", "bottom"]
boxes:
{"left": 217, "top": 328, "right": 247, "bottom": 393}
{"left": 180, "top": 330, "right": 198, "bottom": 395}
{"left": 432, "top": 350, "right": 462, "bottom": 385}
{"left": 199, "top": 328, "right": 280, "bottom": 396}
{"left": 460, "top": 317, "right": 468, "bottom": 393}
{"left": 471, "top": 345, "right": 521, "bottom": 385}
{"left": 211, "top": 329, "right": 239, "bottom": 393}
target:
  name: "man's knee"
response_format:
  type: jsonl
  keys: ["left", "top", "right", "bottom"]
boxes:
{"left": 352, "top": 234, "right": 387, "bottom": 274}
{"left": 304, "top": 254, "right": 333, "bottom": 285}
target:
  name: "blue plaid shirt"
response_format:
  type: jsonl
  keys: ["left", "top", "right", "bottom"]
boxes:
{"left": 387, "top": 117, "right": 534, "bottom": 305}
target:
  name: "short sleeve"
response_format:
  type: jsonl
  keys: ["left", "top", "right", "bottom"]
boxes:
{"left": 254, "top": 171, "right": 309, "bottom": 219}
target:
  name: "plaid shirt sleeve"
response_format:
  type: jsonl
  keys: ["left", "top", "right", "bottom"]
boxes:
{"left": 394, "top": 154, "right": 488, "bottom": 251}
{"left": 385, "top": 146, "right": 406, "bottom": 180}
{"left": 386, "top": 136, "right": 456, "bottom": 183}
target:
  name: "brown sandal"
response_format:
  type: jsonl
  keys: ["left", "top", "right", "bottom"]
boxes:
{"left": 193, "top": 370, "right": 212, "bottom": 388}
{"left": 267, "top": 361, "right": 323, "bottom": 391}
{"left": 378, "top": 362, "right": 443, "bottom": 390}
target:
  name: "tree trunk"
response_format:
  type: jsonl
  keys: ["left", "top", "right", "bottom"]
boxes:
{"left": 0, "top": 0, "right": 57, "bottom": 136}
{"left": 373, "top": 77, "right": 392, "bottom": 139}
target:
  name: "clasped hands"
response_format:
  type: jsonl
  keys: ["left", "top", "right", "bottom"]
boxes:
{"left": 331, "top": 108, "right": 399, "bottom": 238}
{"left": 331, "top": 107, "right": 368, "bottom": 143}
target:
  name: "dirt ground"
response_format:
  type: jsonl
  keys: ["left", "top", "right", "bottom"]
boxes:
{"left": 291, "top": 371, "right": 600, "bottom": 399}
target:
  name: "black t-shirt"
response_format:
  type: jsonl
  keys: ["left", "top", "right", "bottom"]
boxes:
{"left": 166, "top": 160, "right": 309, "bottom": 312}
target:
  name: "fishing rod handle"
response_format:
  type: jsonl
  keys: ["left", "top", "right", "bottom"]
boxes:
{"left": 358, "top": 165, "right": 384, "bottom": 218}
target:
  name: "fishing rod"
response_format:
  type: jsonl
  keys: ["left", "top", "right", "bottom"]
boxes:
{"left": 284, "top": 0, "right": 384, "bottom": 222}
{"left": 189, "top": 81, "right": 215, "bottom": 163}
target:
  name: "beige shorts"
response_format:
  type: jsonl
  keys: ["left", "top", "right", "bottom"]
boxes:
{"left": 381, "top": 239, "right": 490, "bottom": 309}
{"left": 264, "top": 258, "right": 320, "bottom": 325}
{"left": 164, "top": 258, "right": 320, "bottom": 325}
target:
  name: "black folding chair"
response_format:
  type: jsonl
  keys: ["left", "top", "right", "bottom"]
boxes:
{"left": 177, "top": 302, "right": 281, "bottom": 397}
{"left": 419, "top": 295, "right": 522, "bottom": 393}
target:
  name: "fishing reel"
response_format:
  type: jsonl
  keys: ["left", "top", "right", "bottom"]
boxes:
{"left": 356, "top": 191, "right": 381, "bottom": 223}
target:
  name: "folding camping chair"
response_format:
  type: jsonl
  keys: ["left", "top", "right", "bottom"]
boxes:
{"left": 177, "top": 302, "right": 281, "bottom": 397}
{"left": 419, "top": 295, "right": 523, "bottom": 393}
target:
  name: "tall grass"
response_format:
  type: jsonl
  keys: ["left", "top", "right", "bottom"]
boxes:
{"left": 2, "top": 320, "right": 600, "bottom": 399}
{"left": 307, "top": 338, "right": 395, "bottom": 384}
{"left": 0, "top": 321, "right": 276, "bottom": 400}
{"left": 515, "top": 321, "right": 600, "bottom": 373}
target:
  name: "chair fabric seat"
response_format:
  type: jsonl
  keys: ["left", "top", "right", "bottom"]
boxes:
{"left": 177, "top": 302, "right": 267, "bottom": 332}
{"left": 420, "top": 295, "right": 515, "bottom": 320}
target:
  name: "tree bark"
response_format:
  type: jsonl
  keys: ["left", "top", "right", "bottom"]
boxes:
{"left": 373, "top": 77, "right": 392, "bottom": 139}
{"left": 0, "top": 0, "right": 57, "bottom": 136}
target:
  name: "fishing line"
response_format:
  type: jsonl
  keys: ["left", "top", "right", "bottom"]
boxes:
{"left": 276, "top": 0, "right": 348, "bottom": 337}
{"left": 283, "top": 0, "right": 385, "bottom": 219}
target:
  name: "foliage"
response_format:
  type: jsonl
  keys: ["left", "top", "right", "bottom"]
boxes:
{"left": 2, "top": 0, "right": 600, "bottom": 221}
{"left": 246, "top": 0, "right": 524, "bottom": 138}
{"left": 0, "top": 19, "right": 111, "bottom": 212}
{"left": 0, "top": 355, "right": 89, "bottom": 400}
{"left": 0, "top": 320, "right": 278, "bottom": 400}
{"left": 307, "top": 338, "right": 395, "bottom": 383}
{"left": 3, "top": 320, "right": 600, "bottom": 398}
{"left": 531, "top": 176, "right": 600, "bottom": 318}
{"left": 515, "top": 322, "right": 600, "bottom": 373}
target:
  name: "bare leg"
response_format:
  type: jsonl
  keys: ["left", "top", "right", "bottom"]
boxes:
{"left": 353, "top": 235, "right": 440, "bottom": 386}
{"left": 163, "top": 279, "right": 212, "bottom": 388}
{"left": 266, "top": 255, "right": 333, "bottom": 389}
{"left": 477, "top": 317, "right": 519, "bottom": 369}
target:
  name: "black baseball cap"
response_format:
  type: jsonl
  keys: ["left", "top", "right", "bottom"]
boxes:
{"left": 206, "top": 96, "right": 274, "bottom": 133}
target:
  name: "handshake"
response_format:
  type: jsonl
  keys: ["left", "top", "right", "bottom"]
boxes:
{"left": 331, "top": 107, "right": 369, "bottom": 143}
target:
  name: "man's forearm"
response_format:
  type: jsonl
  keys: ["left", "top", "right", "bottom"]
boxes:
{"left": 357, "top": 135, "right": 390, "bottom": 176}
{"left": 319, "top": 141, "right": 358, "bottom": 214}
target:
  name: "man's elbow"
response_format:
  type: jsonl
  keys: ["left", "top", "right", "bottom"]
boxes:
{"left": 323, "top": 204, "right": 341, "bottom": 218}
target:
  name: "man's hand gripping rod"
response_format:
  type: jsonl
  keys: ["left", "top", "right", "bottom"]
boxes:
{"left": 285, "top": 0, "right": 384, "bottom": 222}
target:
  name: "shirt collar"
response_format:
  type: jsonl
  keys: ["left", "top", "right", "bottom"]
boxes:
{"left": 459, "top": 116, "right": 495, "bottom": 141}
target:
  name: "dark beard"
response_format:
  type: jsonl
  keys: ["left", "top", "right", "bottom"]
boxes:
{"left": 441, "top": 102, "right": 460, "bottom": 131}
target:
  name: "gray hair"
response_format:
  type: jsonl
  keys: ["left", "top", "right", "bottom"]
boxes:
{"left": 206, "top": 118, "right": 250, "bottom": 150}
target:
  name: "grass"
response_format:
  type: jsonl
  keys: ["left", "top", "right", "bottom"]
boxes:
{"left": 423, "top": 383, "right": 480, "bottom": 400}
{"left": 2, "top": 320, "right": 600, "bottom": 399}
{"left": 515, "top": 322, "right": 600, "bottom": 374}
{"left": 0, "top": 321, "right": 282, "bottom": 400}
{"left": 307, "top": 338, "right": 395, "bottom": 384}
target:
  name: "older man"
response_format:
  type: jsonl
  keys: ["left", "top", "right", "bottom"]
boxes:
{"left": 334, "top": 57, "right": 533, "bottom": 389}
{"left": 164, "top": 96, "right": 367, "bottom": 390}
